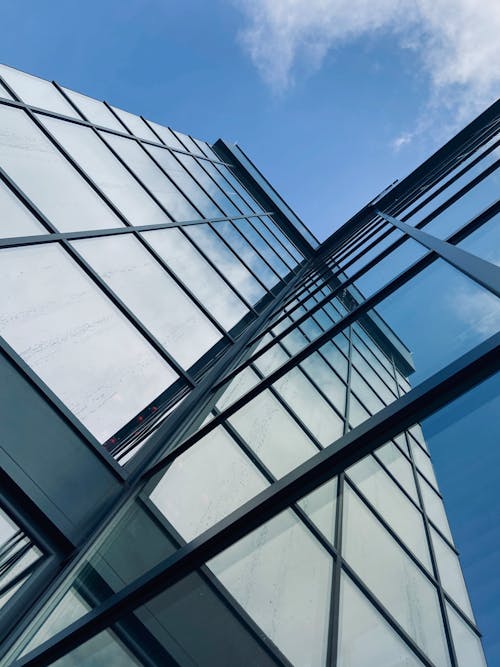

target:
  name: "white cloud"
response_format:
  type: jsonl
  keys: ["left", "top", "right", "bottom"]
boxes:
{"left": 234, "top": 0, "right": 500, "bottom": 134}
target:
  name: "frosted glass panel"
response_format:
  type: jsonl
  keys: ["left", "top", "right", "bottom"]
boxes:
{"left": 0, "top": 106, "right": 123, "bottom": 232}
{"left": 447, "top": 603, "right": 486, "bottom": 667}
{"left": 40, "top": 115, "right": 169, "bottom": 227}
{"left": 0, "top": 180, "right": 45, "bottom": 238}
{"left": 210, "top": 510, "right": 332, "bottom": 667}
{"left": 73, "top": 234, "right": 222, "bottom": 369}
{"left": 0, "top": 244, "right": 177, "bottom": 442}
{"left": 229, "top": 389, "right": 319, "bottom": 478}
{"left": 343, "top": 485, "right": 450, "bottom": 666}
{"left": 338, "top": 572, "right": 423, "bottom": 667}
{"left": 0, "top": 65, "right": 79, "bottom": 117}
{"left": 150, "top": 426, "right": 267, "bottom": 541}
{"left": 274, "top": 367, "right": 344, "bottom": 446}
{"left": 143, "top": 228, "right": 248, "bottom": 331}
{"left": 347, "top": 457, "right": 431, "bottom": 569}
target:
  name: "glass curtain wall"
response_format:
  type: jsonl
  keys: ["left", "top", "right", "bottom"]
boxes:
{"left": 0, "top": 65, "right": 498, "bottom": 667}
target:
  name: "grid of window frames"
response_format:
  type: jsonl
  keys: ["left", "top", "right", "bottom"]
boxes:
{"left": 0, "top": 65, "right": 498, "bottom": 667}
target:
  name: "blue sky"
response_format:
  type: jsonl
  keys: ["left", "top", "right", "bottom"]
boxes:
{"left": 2, "top": 0, "right": 499, "bottom": 240}
{"left": 2, "top": 1, "right": 499, "bottom": 663}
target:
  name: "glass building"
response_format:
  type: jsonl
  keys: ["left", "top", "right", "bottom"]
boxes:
{"left": 0, "top": 64, "right": 498, "bottom": 666}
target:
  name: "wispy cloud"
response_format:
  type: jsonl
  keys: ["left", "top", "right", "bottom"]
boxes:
{"left": 234, "top": 0, "right": 500, "bottom": 140}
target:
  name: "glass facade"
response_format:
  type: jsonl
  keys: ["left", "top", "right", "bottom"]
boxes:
{"left": 0, "top": 65, "right": 498, "bottom": 666}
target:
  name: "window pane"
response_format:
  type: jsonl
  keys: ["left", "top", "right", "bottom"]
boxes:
{"left": 0, "top": 180, "right": 45, "bottom": 238}
{"left": 150, "top": 426, "right": 267, "bottom": 541}
{"left": 375, "top": 441, "right": 419, "bottom": 504}
{"left": 298, "top": 478, "right": 337, "bottom": 545}
{"left": 0, "top": 106, "right": 123, "bottom": 232}
{"left": 0, "top": 64, "right": 79, "bottom": 117}
{"left": 0, "top": 244, "right": 177, "bottom": 442}
{"left": 51, "top": 630, "right": 141, "bottom": 666}
{"left": 430, "top": 527, "right": 473, "bottom": 619}
{"left": 40, "top": 115, "right": 169, "bottom": 227}
{"left": 102, "top": 132, "right": 199, "bottom": 221}
{"left": 73, "top": 234, "right": 222, "bottom": 369}
{"left": 111, "top": 106, "right": 159, "bottom": 142}
{"left": 147, "top": 121, "right": 186, "bottom": 151}
{"left": 185, "top": 223, "right": 266, "bottom": 304}
{"left": 338, "top": 572, "right": 423, "bottom": 667}
{"left": 458, "top": 213, "right": 500, "bottom": 267}
{"left": 447, "top": 603, "right": 486, "bottom": 667}
{"left": 228, "top": 388, "right": 319, "bottom": 478}
{"left": 209, "top": 509, "right": 333, "bottom": 667}
{"left": 273, "top": 367, "right": 344, "bottom": 446}
{"left": 347, "top": 459, "right": 431, "bottom": 569}
{"left": 62, "top": 87, "right": 125, "bottom": 131}
{"left": 143, "top": 228, "right": 249, "bottom": 331}
{"left": 419, "top": 475, "right": 453, "bottom": 543}
{"left": 343, "top": 485, "right": 450, "bottom": 666}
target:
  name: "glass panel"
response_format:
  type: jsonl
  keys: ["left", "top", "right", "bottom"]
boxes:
{"left": 419, "top": 374, "right": 499, "bottom": 666}
{"left": 252, "top": 334, "right": 289, "bottom": 376}
{"left": 273, "top": 367, "right": 344, "bottom": 446}
{"left": 260, "top": 215, "right": 304, "bottom": 262}
{"left": 300, "top": 352, "right": 347, "bottom": 417}
{"left": 73, "top": 235, "right": 222, "bottom": 369}
{"left": 0, "top": 180, "right": 45, "bottom": 238}
{"left": 0, "top": 106, "right": 123, "bottom": 232}
{"left": 143, "top": 228, "right": 249, "bottom": 331}
{"left": 350, "top": 368, "right": 386, "bottom": 415}
{"left": 150, "top": 426, "right": 268, "bottom": 541}
{"left": 338, "top": 572, "right": 423, "bottom": 667}
{"left": 51, "top": 630, "right": 141, "bottom": 666}
{"left": 172, "top": 129, "right": 204, "bottom": 155}
{"left": 413, "top": 165, "right": 500, "bottom": 240}
{"left": 0, "top": 64, "right": 79, "bottom": 117}
{"left": 228, "top": 388, "right": 319, "bottom": 478}
{"left": 0, "top": 244, "right": 177, "bottom": 442}
{"left": 347, "top": 458, "right": 431, "bottom": 569}
{"left": 233, "top": 218, "right": 290, "bottom": 277}
{"left": 369, "top": 259, "right": 500, "bottom": 387}
{"left": 354, "top": 238, "right": 427, "bottom": 298}
{"left": 430, "top": 527, "right": 473, "bottom": 619}
{"left": 447, "top": 603, "right": 487, "bottom": 667}
{"left": 145, "top": 145, "right": 220, "bottom": 218}
{"left": 343, "top": 485, "right": 450, "bottom": 666}
{"left": 212, "top": 220, "right": 280, "bottom": 289}
{"left": 185, "top": 223, "right": 266, "bottom": 304}
{"left": 457, "top": 213, "right": 500, "bottom": 266}
{"left": 40, "top": 115, "right": 169, "bottom": 227}
{"left": 102, "top": 132, "right": 199, "bottom": 221}
{"left": 419, "top": 475, "right": 453, "bottom": 543}
{"left": 410, "top": 438, "right": 439, "bottom": 490}
{"left": 111, "top": 106, "right": 159, "bottom": 142}
{"left": 375, "top": 441, "right": 419, "bottom": 504}
{"left": 215, "top": 367, "right": 260, "bottom": 412}
{"left": 62, "top": 87, "right": 124, "bottom": 131}
{"left": 175, "top": 153, "right": 239, "bottom": 217}
{"left": 298, "top": 478, "right": 337, "bottom": 545}
{"left": 209, "top": 509, "right": 333, "bottom": 667}
{"left": 147, "top": 121, "right": 186, "bottom": 151}
{"left": 200, "top": 160, "right": 256, "bottom": 215}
